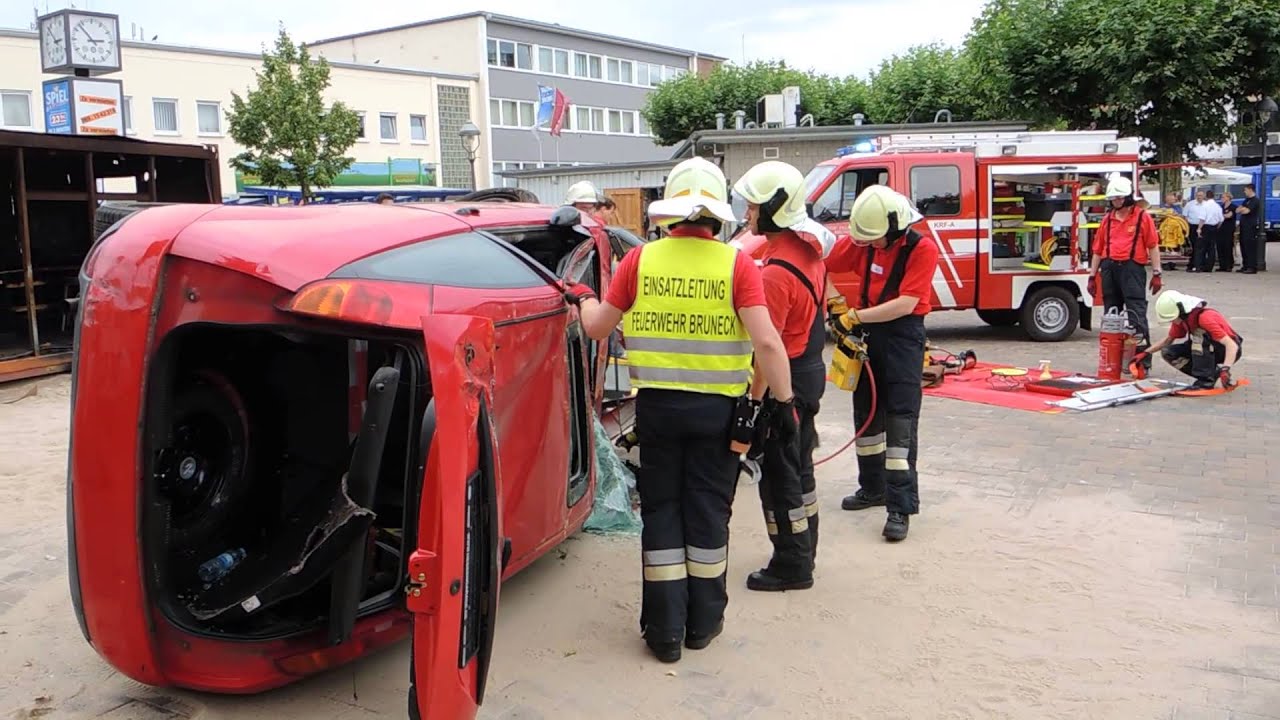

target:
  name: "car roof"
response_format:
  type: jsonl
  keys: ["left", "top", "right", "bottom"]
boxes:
{"left": 167, "top": 201, "right": 589, "bottom": 291}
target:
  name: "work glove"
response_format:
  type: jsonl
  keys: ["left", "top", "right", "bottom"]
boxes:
{"left": 1149, "top": 273, "right": 1163, "bottom": 294}
{"left": 561, "top": 282, "right": 596, "bottom": 306}
{"left": 1217, "top": 365, "right": 1235, "bottom": 389}
{"left": 771, "top": 396, "right": 800, "bottom": 440}
{"left": 1086, "top": 274, "right": 1097, "bottom": 298}
{"left": 826, "top": 295, "right": 850, "bottom": 329}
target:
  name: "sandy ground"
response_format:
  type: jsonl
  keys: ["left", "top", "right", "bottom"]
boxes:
{"left": 1, "top": 365, "right": 1276, "bottom": 719}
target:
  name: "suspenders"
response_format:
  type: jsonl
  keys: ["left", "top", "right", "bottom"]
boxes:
{"left": 861, "top": 229, "right": 922, "bottom": 308}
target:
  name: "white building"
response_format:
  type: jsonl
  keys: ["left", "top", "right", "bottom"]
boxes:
{"left": 0, "top": 28, "right": 483, "bottom": 194}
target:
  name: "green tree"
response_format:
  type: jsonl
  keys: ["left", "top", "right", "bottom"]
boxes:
{"left": 641, "top": 61, "right": 869, "bottom": 146}
{"left": 864, "top": 43, "right": 983, "bottom": 124}
{"left": 965, "top": 0, "right": 1280, "bottom": 164}
{"left": 227, "top": 27, "right": 361, "bottom": 202}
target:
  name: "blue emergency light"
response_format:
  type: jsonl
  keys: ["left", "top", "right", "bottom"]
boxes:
{"left": 835, "top": 141, "right": 876, "bottom": 157}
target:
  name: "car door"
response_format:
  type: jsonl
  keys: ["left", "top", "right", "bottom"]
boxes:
{"left": 559, "top": 228, "right": 614, "bottom": 405}
{"left": 407, "top": 313, "right": 501, "bottom": 720}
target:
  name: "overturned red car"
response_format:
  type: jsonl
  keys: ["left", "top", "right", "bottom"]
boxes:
{"left": 67, "top": 199, "right": 635, "bottom": 718}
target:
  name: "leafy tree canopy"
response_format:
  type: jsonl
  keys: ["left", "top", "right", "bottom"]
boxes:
{"left": 227, "top": 27, "right": 361, "bottom": 201}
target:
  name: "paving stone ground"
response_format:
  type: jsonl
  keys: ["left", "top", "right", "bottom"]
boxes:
{"left": 0, "top": 248, "right": 1277, "bottom": 720}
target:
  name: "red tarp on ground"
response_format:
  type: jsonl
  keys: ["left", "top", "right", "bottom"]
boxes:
{"left": 922, "top": 361, "right": 1071, "bottom": 414}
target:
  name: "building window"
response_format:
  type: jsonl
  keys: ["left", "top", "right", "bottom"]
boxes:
{"left": 619, "top": 60, "right": 634, "bottom": 84}
{"left": 436, "top": 84, "right": 474, "bottom": 189}
{"left": 637, "top": 64, "right": 648, "bottom": 86}
{"left": 489, "top": 39, "right": 532, "bottom": 70}
{"left": 486, "top": 39, "right": 498, "bottom": 65}
{"left": 538, "top": 47, "right": 553, "bottom": 73}
{"left": 665, "top": 66, "right": 686, "bottom": 81}
{"left": 573, "top": 52, "right": 588, "bottom": 78}
{"left": 622, "top": 111, "right": 635, "bottom": 134}
{"left": 517, "top": 43, "right": 533, "bottom": 70}
{"left": 608, "top": 110, "right": 622, "bottom": 134}
{"left": 356, "top": 111, "right": 367, "bottom": 140}
{"left": 588, "top": 55, "right": 603, "bottom": 79}
{"left": 554, "top": 48, "right": 569, "bottom": 75}
{"left": 492, "top": 98, "right": 536, "bottom": 128}
{"left": 1, "top": 91, "right": 32, "bottom": 129}
{"left": 910, "top": 165, "right": 962, "bottom": 216}
{"left": 607, "top": 58, "right": 620, "bottom": 82}
{"left": 575, "top": 106, "right": 589, "bottom": 131}
{"left": 638, "top": 113, "right": 649, "bottom": 136}
{"left": 196, "top": 101, "right": 222, "bottom": 135}
{"left": 122, "top": 96, "right": 134, "bottom": 134}
{"left": 590, "top": 108, "right": 604, "bottom": 132}
{"left": 380, "top": 112, "right": 398, "bottom": 141}
{"left": 410, "top": 114, "right": 427, "bottom": 142}
{"left": 647, "top": 63, "right": 664, "bottom": 86}
{"left": 153, "top": 98, "right": 179, "bottom": 134}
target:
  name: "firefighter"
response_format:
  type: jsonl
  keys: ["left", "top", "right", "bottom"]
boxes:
{"left": 1136, "top": 290, "right": 1243, "bottom": 390}
{"left": 732, "top": 160, "right": 835, "bottom": 590}
{"left": 1087, "top": 173, "right": 1163, "bottom": 372}
{"left": 562, "top": 157, "right": 796, "bottom": 663}
{"left": 565, "top": 180, "right": 603, "bottom": 219}
{"left": 825, "top": 185, "right": 940, "bottom": 542}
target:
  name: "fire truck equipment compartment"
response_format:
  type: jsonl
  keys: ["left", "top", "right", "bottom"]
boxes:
{"left": 1022, "top": 193, "right": 1073, "bottom": 222}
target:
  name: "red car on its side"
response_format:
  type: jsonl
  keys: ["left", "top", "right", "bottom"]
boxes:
{"left": 67, "top": 200, "right": 631, "bottom": 718}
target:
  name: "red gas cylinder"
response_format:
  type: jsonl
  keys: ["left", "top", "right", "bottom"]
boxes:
{"left": 1096, "top": 308, "right": 1128, "bottom": 381}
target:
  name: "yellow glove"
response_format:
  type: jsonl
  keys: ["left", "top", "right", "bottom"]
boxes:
{"left": 836, "top": 309, "right": 862, "bottom": 334}
{"left": 826, "top": 295, "right": 852, "bottom": 331}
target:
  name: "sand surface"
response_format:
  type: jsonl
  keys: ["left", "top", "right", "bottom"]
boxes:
{"left": 0, "top": 375, "right": 1274, "bottom": 719}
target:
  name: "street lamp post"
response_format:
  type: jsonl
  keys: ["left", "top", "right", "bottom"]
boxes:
{"left": 458, "top": 121, "right": 481, "bottom": 190}
{"left": 1255, "top": 97, "right": 1277, "bottom": 271}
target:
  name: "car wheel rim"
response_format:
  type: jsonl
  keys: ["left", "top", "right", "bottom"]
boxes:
{"left": 1035, "top": 298, "right": 1069, "bottom": 334}
{"left": 162, "top": 411, "right": 235, "bottom": 526}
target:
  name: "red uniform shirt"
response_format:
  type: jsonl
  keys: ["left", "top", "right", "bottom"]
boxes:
{"left": 1167, "top": 308, "right": 1237, "bottom": 343}
{"left": 760, "top": 231, "right": 827, "bottom": 358}
{"left": 604, "top": 225, "right": 767, "bottom": 312}
{"left": 825, "top": 232, "right": 941, "bottom": 316}
{"left": 1091, "top": 207, "right": 1159, "bottom": 265}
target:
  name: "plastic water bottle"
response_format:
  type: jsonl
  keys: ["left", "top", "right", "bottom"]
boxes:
{"left": 198, "top": 548, "right": 247, "bottom": 583}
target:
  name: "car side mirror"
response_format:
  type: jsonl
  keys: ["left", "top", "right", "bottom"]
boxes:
{"left": 550, "top": 206, "right": 582, "bottom": 228}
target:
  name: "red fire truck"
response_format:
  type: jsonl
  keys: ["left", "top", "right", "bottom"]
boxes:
{"left": 732, "top": 130, "right": 1144, "bottom": 341}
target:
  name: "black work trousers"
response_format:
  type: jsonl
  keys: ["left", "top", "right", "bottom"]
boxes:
{"left": 851, "top": 315, "right": 926, "bottom": 515}
{"left": 755, "top": 362, "right": 825, "bottom": 577}
{"left": 1240, "top": 222, "right": 1260, "bottom": 271}
{"left": 1100, "top": 258, "right": 1151, "bottom": 362}
{"left": 635, "top": 388, "right": 738, "bottom": 644}
{"left": 1161, "top": 334, "right": 1243, "bottom": 380}
{"left": 1217, "top": 222, "right": 1236, "bottom": 271}
{"left": 1192, "top": 225, "right": 1219, "bottom": 271}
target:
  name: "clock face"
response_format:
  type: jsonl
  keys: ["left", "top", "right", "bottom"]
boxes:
{"left": 41, "top": 15, "right": 66, "bottom": 68}
{"left": 70, "top": 15, "right": 119, "bottom": 67}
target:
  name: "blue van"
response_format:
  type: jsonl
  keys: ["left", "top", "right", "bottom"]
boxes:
{"left": 1218, "top": 166, "right": 1280, "bottom": 242}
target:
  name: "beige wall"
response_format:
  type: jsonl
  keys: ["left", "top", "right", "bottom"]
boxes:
{"left": 719, "top": 141, "right": 847, "bottom": 183}
{"left": 0, "top": 32, "right": 486, "bottom": 193}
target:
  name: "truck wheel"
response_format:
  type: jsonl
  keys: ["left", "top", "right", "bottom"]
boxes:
{"left": 1020, "top": 286, "right": 1078, "bottom": 342}
{"left": 976, "top": 309, "right": 1019, "bottom": 327}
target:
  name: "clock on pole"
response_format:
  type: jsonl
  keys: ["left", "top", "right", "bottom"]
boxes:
{"left": 37, "top": 9, "right": 125, "bottom": 136}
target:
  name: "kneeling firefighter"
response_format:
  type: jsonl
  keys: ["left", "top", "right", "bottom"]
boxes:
{"left": 1136, "top": 289, "right": 1243, "bottom": 390}
{"left": 562, "top": 157, "right": 796, "bottom": 663}
{"left": 732, "top": 160, "right": 836, "bottom": 591}
{"left": 826, "top": 185, "right": 940, "bottom": 542}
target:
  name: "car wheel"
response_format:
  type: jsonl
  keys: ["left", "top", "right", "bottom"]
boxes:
{"left": 976, "top": 309, "right": 1019, "bottom": 327}
{"left": 1020, "top": 286, "right": 1079, "bottom": 342}
{"left": 157, "top": 372, "right": 252, "bottom": 547}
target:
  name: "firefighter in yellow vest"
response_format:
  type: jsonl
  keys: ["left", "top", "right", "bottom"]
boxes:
{"left": 563, "top": 157, "right": 795, "bottom": 663}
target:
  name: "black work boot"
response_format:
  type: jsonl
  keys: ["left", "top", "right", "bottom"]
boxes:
{"left": 1191, "top": 377, "right": 1216, "bottom": 390}
{"left": 684, "top": 621, "right": 723, "bottom": 650}
{"left": 746, "top": 568, "right": 814, "bottom": 592}
{"left": 842, "top": 490, "right": 886, "bottom": 511}
{"left": 646, "top": 638, "right": 682, "bottom": 663}
{"left": 883, "top": 511, "right": 909, "bottom": 542}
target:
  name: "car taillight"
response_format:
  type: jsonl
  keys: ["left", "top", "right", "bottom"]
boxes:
{"left": 285, "top": 280, "right": 394, "bottom": 326}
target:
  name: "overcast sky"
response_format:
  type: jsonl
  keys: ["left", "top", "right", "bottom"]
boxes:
{"left": 4, "top": 0, "right": 989, "bottom": 77}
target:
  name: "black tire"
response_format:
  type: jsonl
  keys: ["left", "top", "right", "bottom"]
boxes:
{"left": 1020, "top": 286, "right": 1079, "bottom": 342}
{"left": 455, "top": 187, "right": 540, "bottom": 204}
{"left": 158, "top": 372, "right": 252, "bottom": 548}
{"left": 94, "top": 201, "right": 171, "bottom": 239}
{"left": 976, "top": 309, "right": 1019, "bottom": 327}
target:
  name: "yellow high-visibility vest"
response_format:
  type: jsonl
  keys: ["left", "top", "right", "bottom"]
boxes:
{"left": 624, "top": 236, "right": 753, "bottom": 397}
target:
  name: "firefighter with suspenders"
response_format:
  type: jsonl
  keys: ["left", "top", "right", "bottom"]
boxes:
{"left": 563, "top": 157, "right": 796, "bottom": 663}
{"left": 732, "top": 161, "right": 836, "bottom": 590}
{"left": 826, "top": 185, "right": 940, "bottom": 542}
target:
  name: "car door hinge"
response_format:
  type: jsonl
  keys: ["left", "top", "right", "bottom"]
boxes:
{"left": 405, "top": 550, "right": 440, "bottom": 614}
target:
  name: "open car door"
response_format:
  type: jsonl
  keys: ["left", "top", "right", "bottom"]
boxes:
{"left": 408, "top": 314, "right": 502, "bottom": 720}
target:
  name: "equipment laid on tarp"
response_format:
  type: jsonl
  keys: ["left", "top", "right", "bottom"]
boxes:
{"left": 1049, "top": 378, "right": 1191, "bottom": 411}
{"left": 585, "top": 415, "right": 641, "bottom": 535}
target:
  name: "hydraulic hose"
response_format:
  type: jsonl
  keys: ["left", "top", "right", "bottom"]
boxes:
{"left": 814, "top": 360, "right": 877, "bottom": 467}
